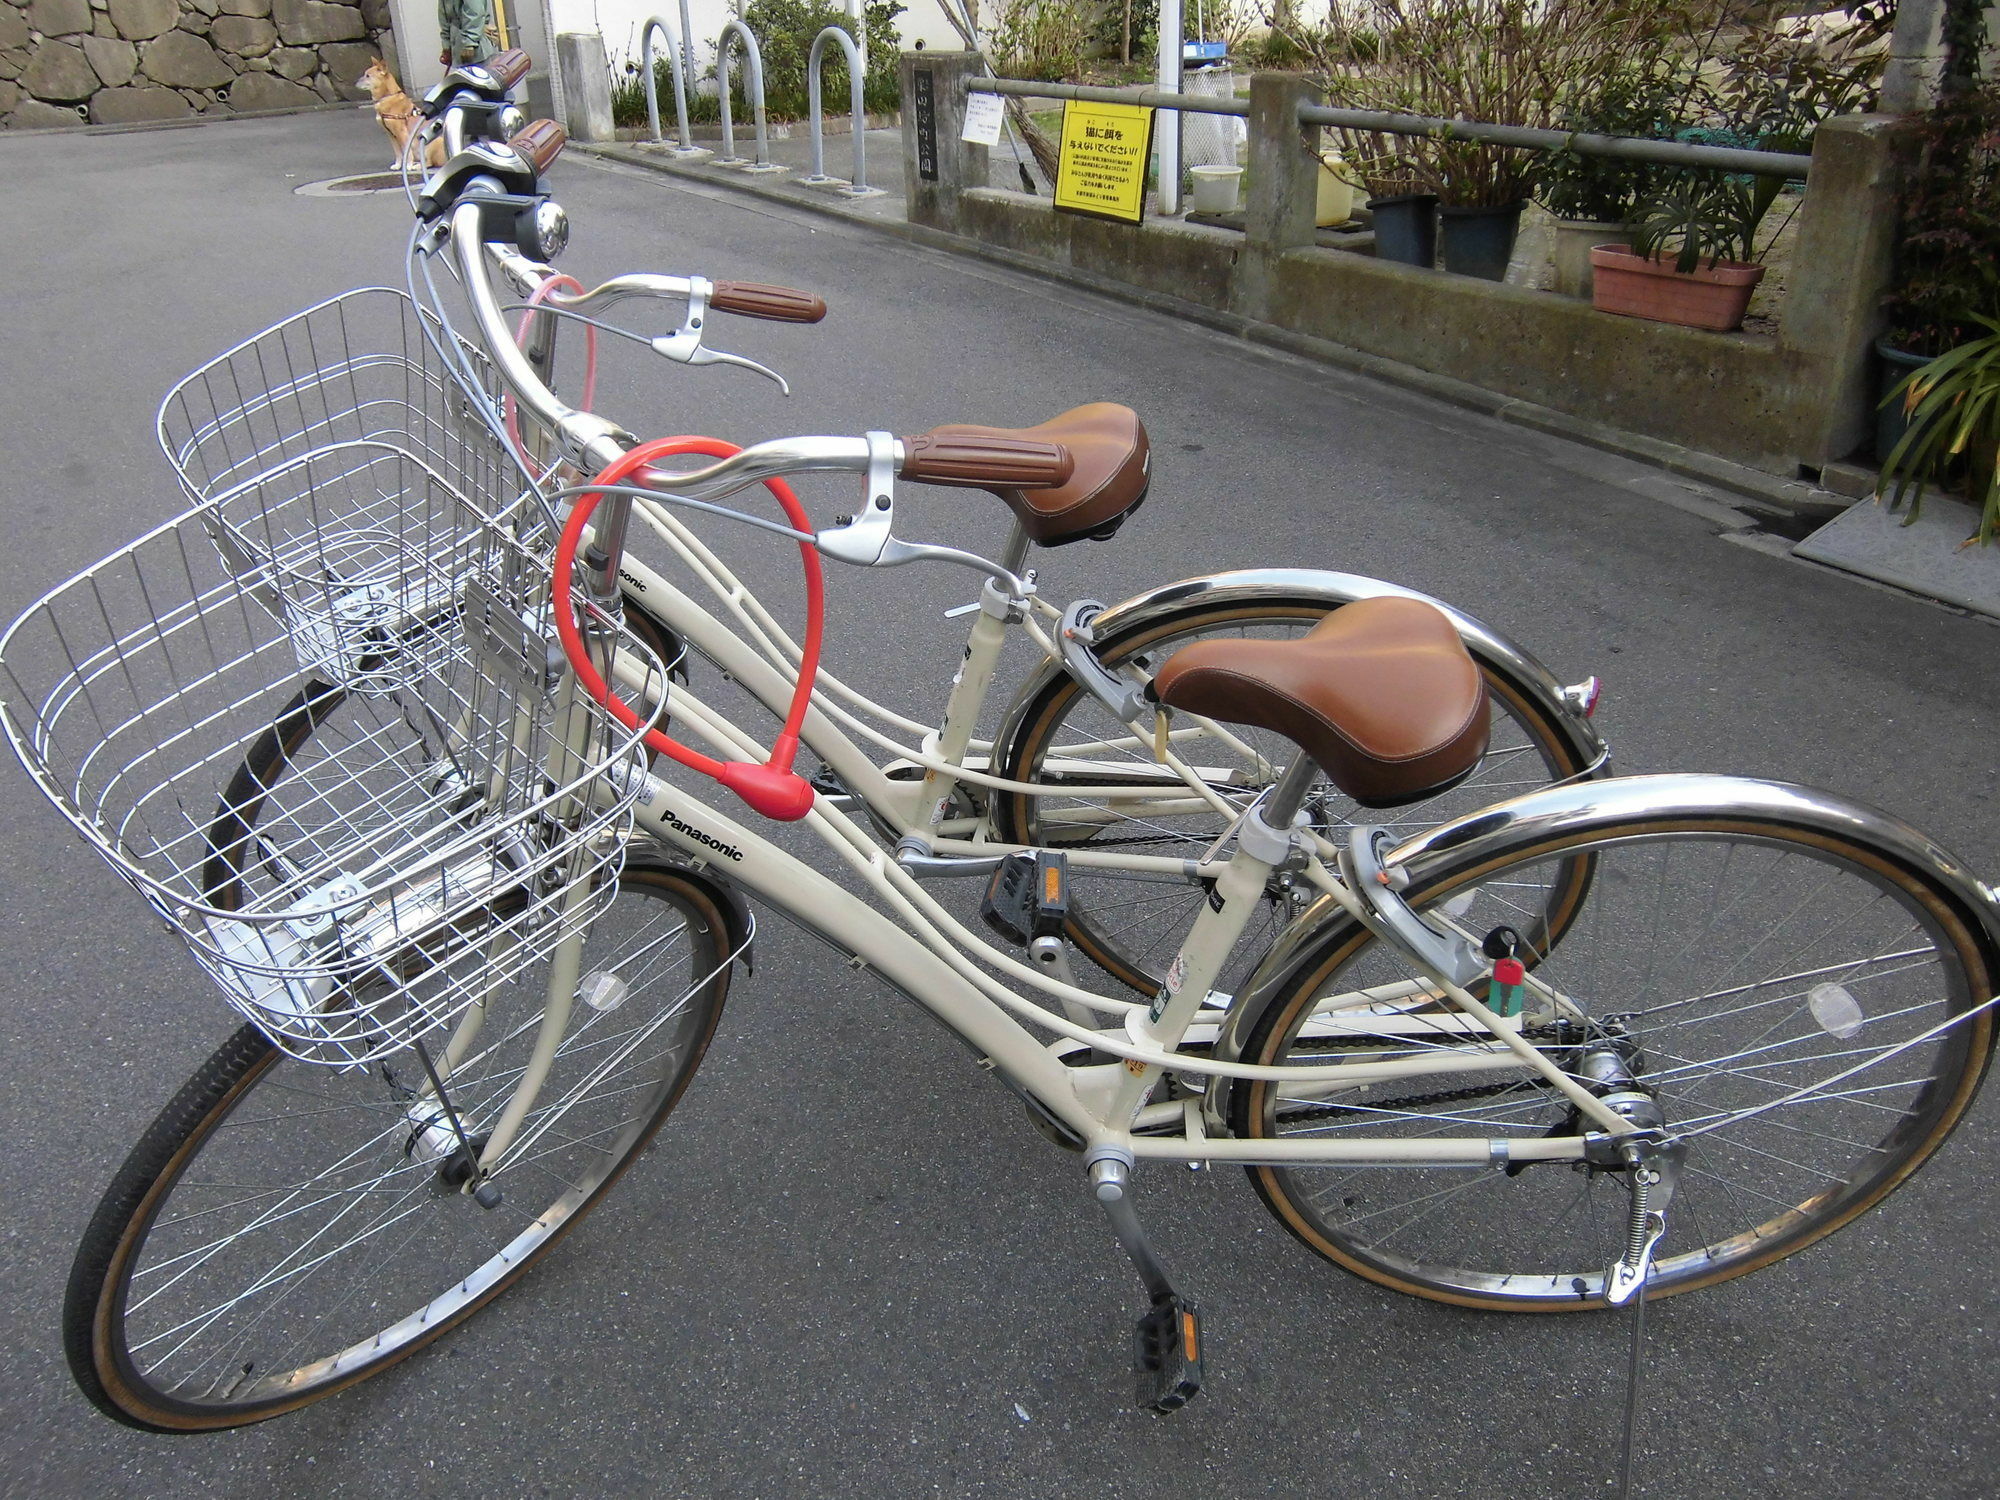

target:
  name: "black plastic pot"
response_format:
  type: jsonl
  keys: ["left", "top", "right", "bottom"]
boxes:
{"left": 1439, "top": 201, "right": 1524, "bottom": 281}
{"left": 1875, "top": 340, "right": 1931, "bottom": 463}
{"left": 1367, "top": 194, "right": 1438, "bottom": 268}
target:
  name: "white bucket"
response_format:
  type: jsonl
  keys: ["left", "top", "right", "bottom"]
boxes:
{"left": 1316, "top": 153, "right": 1357, "bottom": 227}
{"left": 1188, "top": 165, "right": 1243, "bottom": 214}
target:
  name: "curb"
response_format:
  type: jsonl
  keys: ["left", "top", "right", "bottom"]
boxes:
{"left": 576, "top": 140, "right": 1851, "bottom": 521}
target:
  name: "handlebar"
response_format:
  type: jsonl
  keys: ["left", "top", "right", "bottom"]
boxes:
{"left": 710, "top": 282, "right": 827, "bottom": 324}
{"left": 507, "top": 118, "right": 567, "bottom": 175}
{"left": 482, "top": 48, "right": 532, "bottom": 92}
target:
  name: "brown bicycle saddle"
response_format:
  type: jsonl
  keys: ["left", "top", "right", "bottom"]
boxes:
{"left": 900, "top": 403, "right": 1150, "bottom": 546}
{"left": 1149, "top": 597, "right": 1489, "bottom": 808}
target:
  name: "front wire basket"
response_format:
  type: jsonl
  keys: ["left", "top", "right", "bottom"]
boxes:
{"left": 158, "top": 287, "right": 548, "bottom": 693}
{"left": 0, "top": 438, "right": 670, "bottom": 1066}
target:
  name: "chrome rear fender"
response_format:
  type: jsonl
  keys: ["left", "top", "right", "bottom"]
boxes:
{"left": 1199, "top": 773, "right": 2000, "bottom": 1135}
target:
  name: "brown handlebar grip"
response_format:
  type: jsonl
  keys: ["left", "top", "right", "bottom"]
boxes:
{"left": 899, "top": 427, "right": 1074, "bottom": 491}
{"left": 710, "top": 281, "right": 829, "bottom": 324}
{"left": 509, "top": 119, "right": 567, "bottom": 175}
{"left": 484, "top": 49, "right": 532, "bottom": 89}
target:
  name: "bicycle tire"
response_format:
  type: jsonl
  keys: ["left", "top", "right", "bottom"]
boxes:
{"left": 993, "top": 598, "right": 1597, "bottom": 993}
{"left": 64, "top": 859, "right": 734, "bottom": 1431}
{"left": 1225, "top": 810, "right": 1997, "bottom": 1311}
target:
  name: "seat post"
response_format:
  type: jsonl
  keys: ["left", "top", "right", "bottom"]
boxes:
{"left": 1262, "top": 754, "right": 1320, "bottom": 828}
{"left": 997, "top": 518, "right": 1032, "bottom": 577}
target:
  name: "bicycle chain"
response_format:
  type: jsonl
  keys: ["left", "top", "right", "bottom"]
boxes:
{"left": 1272, "top": 1023, "right": 1572, "bottom": 1127}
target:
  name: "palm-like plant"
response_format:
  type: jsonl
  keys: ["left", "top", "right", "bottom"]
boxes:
{"left": 1879, "top": 312, "right": 2000, "bottom": 546}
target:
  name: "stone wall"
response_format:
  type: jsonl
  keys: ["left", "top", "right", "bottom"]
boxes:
{"left": 1, "top": 0, "right": 392, "bottom": 127}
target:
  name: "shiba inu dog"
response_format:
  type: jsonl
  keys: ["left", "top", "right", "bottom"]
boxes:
{"left": 357, "top": 58, "right": 446, "bottom": 169}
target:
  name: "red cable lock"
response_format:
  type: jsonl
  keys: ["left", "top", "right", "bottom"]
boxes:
{"left": 552, "top": 436, "right": 824, "bottom": 821}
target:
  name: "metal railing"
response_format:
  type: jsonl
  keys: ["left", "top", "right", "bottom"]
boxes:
{"left": 968, "top": 76, "right": 1813, "bottom": 182}
{"left": 972, "top": 77, "right": 1245, "bottom": 117}
{"left": 715, "top": 19, "right": 780, "bottom": 172}
{"left": 1296, "top": 103, "right": 1813, "bottom": 180}
{"left": 640, "top": 13, "right": 704, "bottom": 157}
{"left": 803, "top": 25, "right": 882, "bottom": 197}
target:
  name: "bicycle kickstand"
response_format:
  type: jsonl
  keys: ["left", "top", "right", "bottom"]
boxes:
{"left": 1605, "top": 1135, "right": 1685, "bottom": 1500}
{"left": 1084, "top": 1145, "right": 1203, "bottom": 1414}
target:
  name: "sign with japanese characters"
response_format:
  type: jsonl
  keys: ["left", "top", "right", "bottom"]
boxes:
{"left": 961, "top": 90, "right": 1006, "bottom": 146}
{"left": 1053, "top": 99, "right": 1155, "bottom": 226}
{"left": 913, "top": 67, "right": 938, "bottom": 181}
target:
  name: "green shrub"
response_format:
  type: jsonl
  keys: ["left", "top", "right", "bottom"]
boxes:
{"left": 991, "top": 0, "right": 1093, "bottom": 82}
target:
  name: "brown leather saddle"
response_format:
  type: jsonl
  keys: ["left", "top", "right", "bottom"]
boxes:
{"left": 1149, "top": 597, "right": 1489, "bottom": 808}
{"left": 900, "top": 404, "right": 1151, "bottom": 547}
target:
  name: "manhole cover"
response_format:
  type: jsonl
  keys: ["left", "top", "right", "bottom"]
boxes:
{"left": 294, "top": 171, "right": 412, "bottom": 197}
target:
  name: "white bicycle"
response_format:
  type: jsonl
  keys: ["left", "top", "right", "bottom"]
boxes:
{"left": 5, "top": 67, "right": 1994, "bottom": 1482}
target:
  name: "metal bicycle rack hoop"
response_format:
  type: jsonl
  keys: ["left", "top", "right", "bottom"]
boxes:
{"left": 802, "top": 25, "right": 884, "bottom": 198}
{"left": 715, "top": 20, "right": 783, "bottom": 173}
{"left": 640, "top": 10, "right": 709, "bottom": 158}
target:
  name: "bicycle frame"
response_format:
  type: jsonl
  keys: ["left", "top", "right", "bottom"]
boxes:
{"left": 458, "top": 524, "right": 1637, "bottom": 1176}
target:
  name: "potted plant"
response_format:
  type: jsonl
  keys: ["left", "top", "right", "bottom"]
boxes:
{"left": 1877, "top": 310, "right": 2000, "bottom": 546}
{"left": 1341, "top": 141, "right": 1438, "bottom": 267}
{"left": 1590, "top": 168, "right": 1772, "bottom": 332}
{"left": 1535, "top": 66, "right": 1682, "bottom": 298}
{"left": 1286, "top": 0, "right": 1660, "bottom": 281}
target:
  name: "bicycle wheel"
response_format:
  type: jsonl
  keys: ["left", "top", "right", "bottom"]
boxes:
{"left": 994, "top": 598, "right": 1596, "bottom": 992}
{"left": 65, "top": 860, "right": 734, "bottom": 1431}
{"left": 1226, "top": 811, "right": 1997, "bottom": 1310}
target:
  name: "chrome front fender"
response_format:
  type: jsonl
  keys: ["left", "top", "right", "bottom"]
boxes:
{"left": 992, "top": 567, "right": 1608, "bottom": 774}
{"left": 1200, "top": 773, "right": 2000, "bottom": 1135}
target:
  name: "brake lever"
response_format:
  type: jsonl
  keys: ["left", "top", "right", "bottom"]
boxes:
{"left": 648, "top": 278, "right": 791, "bottom": 395}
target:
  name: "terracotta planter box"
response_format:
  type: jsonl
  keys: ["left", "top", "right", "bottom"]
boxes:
{"left": 1588, "top": 245, "right": 1766, "bottom": 332}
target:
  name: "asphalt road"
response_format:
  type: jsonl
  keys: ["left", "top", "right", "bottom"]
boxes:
{"left": 1, "top": 107, "right": 1995, "bottom": 1500}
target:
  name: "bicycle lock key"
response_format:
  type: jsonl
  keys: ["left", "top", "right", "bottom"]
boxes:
{"left": 1482, "top": 925, "right": 1527, "bottom": 1018}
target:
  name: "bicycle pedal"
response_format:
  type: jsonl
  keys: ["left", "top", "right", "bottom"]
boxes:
{"left": 981, "top": 850, "right": 1069, "bottom": 946}
{"left": 1134, "top": 1295, "right": 1203, "bottom": 1413}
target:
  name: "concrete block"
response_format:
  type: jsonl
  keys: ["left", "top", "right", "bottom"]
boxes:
{"left": 1779, "top": 115, "right": 1913, "bottom": 469}
{"left": 1237, "top": 72, "right": 1320, "bottom": 323}
{"left": 1819, "top": 460, "right": 1880, "bottom": 500}
{"left": 899, "top": 52, "right": 982, "bottom": 229}
{"left": 556, "top": 31, "right": 611, "bottom": 142}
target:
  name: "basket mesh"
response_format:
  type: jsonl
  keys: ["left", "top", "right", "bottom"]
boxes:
{"left": 2, "top": 292, "right": 668, "bottom": 1065}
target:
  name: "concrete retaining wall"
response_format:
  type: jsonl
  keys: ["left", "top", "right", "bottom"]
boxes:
{"left": 903, "top": 55, "right": 1908, "bottom": 481}
{"left": 0, "top": 0, "right": 390, "bottom": 127}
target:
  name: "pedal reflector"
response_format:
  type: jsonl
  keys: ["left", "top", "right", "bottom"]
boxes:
{"left": 1135, "top": 1295, "right": 1203, "bottom": 1413}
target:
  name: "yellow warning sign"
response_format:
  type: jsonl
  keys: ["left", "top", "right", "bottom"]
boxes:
{"left": 1053, "top": 99, "right": 1155, "bottom": 226}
